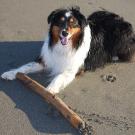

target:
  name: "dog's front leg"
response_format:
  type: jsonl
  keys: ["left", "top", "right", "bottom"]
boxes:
{"left": 1, "top": 62, "right": 44, "bottom": 80}
{"left": 46, "top": 71, "right": 76, "bottom": 94}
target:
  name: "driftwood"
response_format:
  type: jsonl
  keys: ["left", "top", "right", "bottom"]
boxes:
{"left": 16, "top": 73, "right": 94, "bottom": 135}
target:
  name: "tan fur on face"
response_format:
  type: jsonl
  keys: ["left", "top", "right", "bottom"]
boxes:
{"left": 68, "top": 27, "right": 81, "bottom": 48}
{"left": 51, "top": 25, "right": 81, "bottom": 48}
{"left": 51, "top": 26, "right": 61, "bottom": 44}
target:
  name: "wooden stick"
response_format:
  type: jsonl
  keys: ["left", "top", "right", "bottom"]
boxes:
{"left": 16, "top": 73, "right": 94, "bottom": 135}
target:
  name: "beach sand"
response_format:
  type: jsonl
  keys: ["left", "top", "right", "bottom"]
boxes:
{"left": 0, "top": 0, "right": 135, "bottom": 135}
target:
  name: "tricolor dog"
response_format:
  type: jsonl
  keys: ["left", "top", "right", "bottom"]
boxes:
{"left": 1, "top": 7, "right": 135, "bottom": 93}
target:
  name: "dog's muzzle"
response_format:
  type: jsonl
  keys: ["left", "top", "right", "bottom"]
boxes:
{"left": 60, "top": 30, "right": 70, "bottom": 45}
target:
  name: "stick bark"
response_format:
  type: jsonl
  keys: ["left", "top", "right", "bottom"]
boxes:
{"left": 16, "top": 73, "right": 86, "bottom": 130}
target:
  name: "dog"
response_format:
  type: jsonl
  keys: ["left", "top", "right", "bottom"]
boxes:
{"left": 1, "top": 7, "right": 135, "bottom": 93}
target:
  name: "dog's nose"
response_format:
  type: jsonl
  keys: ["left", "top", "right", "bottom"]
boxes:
{"left": 62, "top": 30, "right": 68, "bottom": 37}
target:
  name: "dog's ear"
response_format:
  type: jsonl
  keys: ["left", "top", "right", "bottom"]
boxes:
{"left": 48, "top": 10, "right": 56, "bottom": 24}
{"left": 71, "top": 6, "right": 87, "bottom": 28}
{"left": 48, "top": 9, "right": 62, "bottom": 24}
{"left": 71, "top": 6, "right": 80, "bottom": 12}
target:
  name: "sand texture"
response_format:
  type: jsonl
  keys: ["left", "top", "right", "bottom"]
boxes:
{"left": 0, "top": 0, "right": 135, "bottom": 135}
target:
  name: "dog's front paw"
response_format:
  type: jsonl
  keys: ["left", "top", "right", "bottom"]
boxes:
{"left": 46, "top": 86, "right": 60, "bottom": 94}
{"left": 1, "top": 70, "right": 17, "bottom": 80}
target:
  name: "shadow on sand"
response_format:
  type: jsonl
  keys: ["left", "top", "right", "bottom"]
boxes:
{"left": 0, "top": 41, "right": 78, "bottom": 135}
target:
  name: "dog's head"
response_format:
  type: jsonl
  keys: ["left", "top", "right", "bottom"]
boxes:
{"left": 48, "top": 7, "right": 86, "bottom": 48}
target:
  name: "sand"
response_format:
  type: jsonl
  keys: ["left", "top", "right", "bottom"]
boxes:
{"left": 0, "top": 0, "right": 135, "bottom": 135}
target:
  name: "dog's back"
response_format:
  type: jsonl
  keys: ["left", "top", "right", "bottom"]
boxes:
{"left": 84, "top": 11, "right": 135, "bottom": 71}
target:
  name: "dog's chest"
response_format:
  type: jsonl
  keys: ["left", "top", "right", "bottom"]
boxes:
{"left": 42, "top": 44, "right": 76, "bottom": 74}
{"left": 41, "top": 25, "right": 91, "bottom": 75}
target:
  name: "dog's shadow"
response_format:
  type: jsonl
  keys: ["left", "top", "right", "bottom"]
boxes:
{"left": 0, "top": 41, "right": 78, "bottom": 135}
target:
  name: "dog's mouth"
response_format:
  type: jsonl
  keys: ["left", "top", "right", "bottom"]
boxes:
{"left": 60, "top": 36, "right": 71, "bottom": 45}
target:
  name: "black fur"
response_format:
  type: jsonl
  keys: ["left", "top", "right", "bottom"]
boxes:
{"left": 35, "top": 56, "right": 42, "bottom": 63}
{"left": 47, "top": 7, "right": 86, "bottom": 49}
{"left": 84, "top": 11, "right": 135, "bottom": 71}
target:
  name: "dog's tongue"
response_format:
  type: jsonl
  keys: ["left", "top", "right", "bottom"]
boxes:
{"left": 61, "top": 37, "right": 68, "bottom": 45}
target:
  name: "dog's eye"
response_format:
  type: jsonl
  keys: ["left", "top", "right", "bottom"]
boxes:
{"left": 60, "top": 17, "right": 65, "bottom": 22}
{"left": 57, "top": 17, "right": 66, "bottom": 26}
{"left": 70, "top": 18, "right": 74, "bottom": 23}
{"left": 69, "top": 19, "right": 79, "bottom": 28}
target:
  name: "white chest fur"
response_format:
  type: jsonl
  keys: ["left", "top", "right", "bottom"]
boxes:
{"left": 1, "top": 25, "right": 91, "bottom": 93}
{"left": 41, "top": 25, "right": 91, "bottom": 75}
